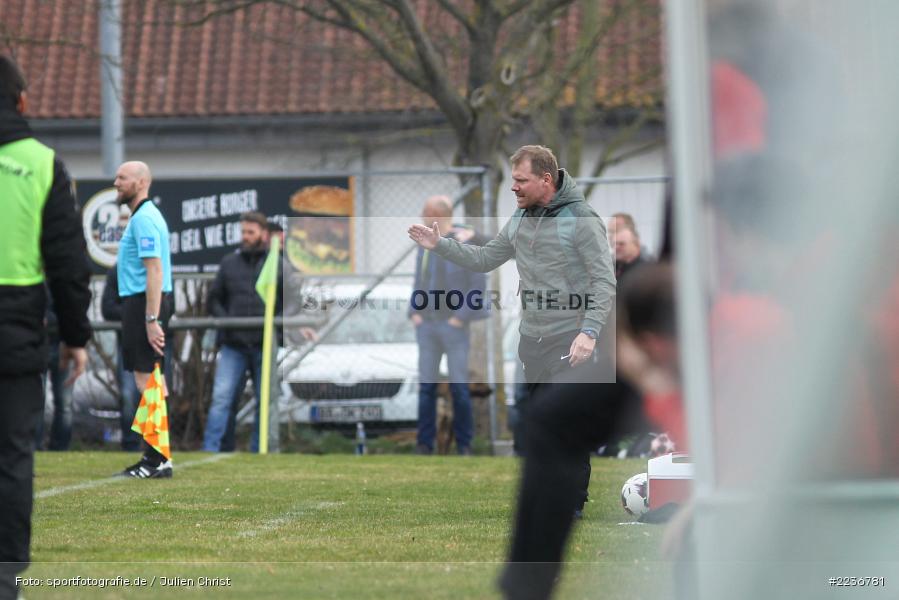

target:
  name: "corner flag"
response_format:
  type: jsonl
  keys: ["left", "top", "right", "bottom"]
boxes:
{"left": 255, "top": 235, "right": 280, "bottom": 454}
{"left": 131, "top": 363, "right": 171, "bottom": 459}
{"left": 256, "top": 235, "right": 280, "bottom": 303}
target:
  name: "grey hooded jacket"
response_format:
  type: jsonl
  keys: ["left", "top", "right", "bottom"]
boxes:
{"left": 432, "top": 169, "right": 616, "bottom": 339}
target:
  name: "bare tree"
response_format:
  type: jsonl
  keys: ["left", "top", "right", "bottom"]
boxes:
{"left": 163, "top": 0, "right": 663, "bottom": 213}
{"left": 5, "top": 0, "right": 662, "bottom": 204}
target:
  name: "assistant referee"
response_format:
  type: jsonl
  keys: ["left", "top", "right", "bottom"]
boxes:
{"left": 112, "top": 161, "right": 174, "bottom": 478}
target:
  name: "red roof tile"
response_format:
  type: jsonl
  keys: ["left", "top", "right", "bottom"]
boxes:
{"left": 2, "top": 0, "right": 662, "bottom": 120}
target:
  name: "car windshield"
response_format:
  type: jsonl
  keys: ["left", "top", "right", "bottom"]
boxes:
{"left": 323, "top": 299, "right": 416, "bottom": 345}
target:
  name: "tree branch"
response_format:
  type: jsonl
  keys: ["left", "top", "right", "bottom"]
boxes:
{"left": 391, "top": 0, "right": 471, "bottom": 130}
{"left": 528, "top": 0, "right": 578, "bottom": 23}
{"left": 584, "top": 109, "right": 663, "bottom": 192}
{"left": 500, "top": 0, "right": 572, "bottom": 21}
{"left": 500, "top": 0, "right": 532, "bottom": 20}
{"left": 319, "top": 0, "right": 429, "bottom": 90}
{"left": 435, "top": 0, "right": 476, "bottom": 36}
{"left": 529, "top": 0, "right": 640, "bottom": 115}
{"left": 162, "top": 0, "right": 262, "bottom": 26}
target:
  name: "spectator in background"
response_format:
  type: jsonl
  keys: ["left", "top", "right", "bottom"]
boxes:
{"left": 614, "top": 226, "right": 648, "bottom": 281}
{"left": 101, "top": 264, "right": 143, "bottom": 452}
{"left": 204, "top": 211, "right": 273, "bottom": 453}
{"left": 34, "top": 301, "right": 74, "bottom": 451}
{"left": 594, "top": 216, "right": 654, "bottom": 460}
{"left": 609, "top": 212, "right": 638, "bottom": 237}
{"left": 204, "top": 212, "right": 315, "bottom": 452}
{"left": 610, "top": 212, "right": 653, "bottom": 260}
{"left": 409, "top": 195, "right": 488, "bottom": 456}
{"left": 266, "top": 220, "right": 285, "bottom": 248}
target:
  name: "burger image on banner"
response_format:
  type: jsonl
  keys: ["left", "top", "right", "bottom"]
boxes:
{"left": 287, "top": 184, "right": 353, "bottom": 274}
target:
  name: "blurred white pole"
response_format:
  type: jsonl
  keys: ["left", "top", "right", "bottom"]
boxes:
{"left": 663, "top": 1, "right": 716, "bottom": 598}
{"left": 99, "top": 0, "right": 124, "bottom": 177}
{"left": 664, "top": 0, "right": 716, "bottom": 492}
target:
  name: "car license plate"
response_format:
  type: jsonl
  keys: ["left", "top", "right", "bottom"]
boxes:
{"left": 312, "top": 404, "right": 383, "bottom": 423}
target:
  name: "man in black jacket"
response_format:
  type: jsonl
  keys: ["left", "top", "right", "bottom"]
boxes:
{"left": 0, "top": 55, "right": 91, "bottom": 600}
{"left": 101, "top": 265, "right": 140, "bottom": 450}
{"left": 613, "top": 221, "right": 649, "bottom": 281}
{"left": 203, "top": 212, "right": 296, "bottom": 452}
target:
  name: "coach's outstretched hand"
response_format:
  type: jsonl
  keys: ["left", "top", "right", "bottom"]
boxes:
{"left": 408, "top": 222, "right": 441, "bottom": 250}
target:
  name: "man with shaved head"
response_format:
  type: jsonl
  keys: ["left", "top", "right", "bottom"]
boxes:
{"left": 409, "top": 195, "right": 488, "bottom": 455}
{"left": 113, "top": 160, "right": 174, "bottom": 478}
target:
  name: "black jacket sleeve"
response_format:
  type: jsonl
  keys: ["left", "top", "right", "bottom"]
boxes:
{"left": 207, "top": 264, "right": 228, "bottom": 318}
{"left": 41, "top": 157, "right": 92, "bottom": 347}
{"left": 101, "top": 266, "right": 122, "bottom": 321}
{"left": 276, "top": 260, "right": 284, "bottom": 316}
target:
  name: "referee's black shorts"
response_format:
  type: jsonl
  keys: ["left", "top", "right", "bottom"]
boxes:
{"left": 121, "top": 292, "right": 173, "bottom": 373}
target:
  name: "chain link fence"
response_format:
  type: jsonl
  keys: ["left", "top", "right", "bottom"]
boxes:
{"left": 73, "top": 170, "right": 667, "bottom": 451}
{"left": 577, "top": 175, "right": 670, "bottom": 256}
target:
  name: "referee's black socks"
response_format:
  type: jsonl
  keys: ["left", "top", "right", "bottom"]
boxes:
{"left": 143, "top": 445, "right": 167, "bottom": 466}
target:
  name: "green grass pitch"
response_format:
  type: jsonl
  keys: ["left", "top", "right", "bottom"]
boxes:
{"left": 25, "top": 452, "right": 673, "bottom": 599}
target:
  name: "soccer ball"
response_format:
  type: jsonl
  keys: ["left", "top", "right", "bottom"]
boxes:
{"left": 649, "top": 432, "right": 676, "bottom": 457}
{"left": 621, "top": 472, "right": 649, "bottom": 518}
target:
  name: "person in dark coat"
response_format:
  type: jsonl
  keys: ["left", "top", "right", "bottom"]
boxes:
{"left": 0, "top": 55, "right": 91, "bottom": 600}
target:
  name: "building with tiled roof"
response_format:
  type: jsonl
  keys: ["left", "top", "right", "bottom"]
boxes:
{"left": 5, "top": 0, "right": 661, "bottom": 120}
{"left": 3, "top": 0, "right": 667, "bottom": 268}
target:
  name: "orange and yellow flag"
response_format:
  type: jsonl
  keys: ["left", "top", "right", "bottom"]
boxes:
{"left": 131, "top": 363, "right": 171, "bottom": 460}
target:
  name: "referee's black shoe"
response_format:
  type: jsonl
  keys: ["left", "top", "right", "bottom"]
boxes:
{"left": 116, "top": 457, "right": 173, "bottom": 478}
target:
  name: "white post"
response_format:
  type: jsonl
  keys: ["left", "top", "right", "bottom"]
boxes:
{"left": 664, "top": 1, "right": 716, "bottom": 598}
{"left": 99, "top": 0, "right": 124, "bottom": 177}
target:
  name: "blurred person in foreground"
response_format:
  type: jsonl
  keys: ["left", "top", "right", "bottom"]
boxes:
{"left": 0, "top": 55, "right": 91, "bottom": 600}
{"left": 499, "top": 263, "right": 674, "bottom": 600}
{"left": 33, "top": 301, "right": 74, "bottom": 451}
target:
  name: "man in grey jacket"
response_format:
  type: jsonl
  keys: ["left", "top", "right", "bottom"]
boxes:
{"left": 410, "top": 145, "right": 616, "bottom": 598}
{"left": 409, "top": 144, "right": 615, "bottom": 388}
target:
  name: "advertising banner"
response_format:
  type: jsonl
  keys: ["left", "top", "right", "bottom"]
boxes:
{"left": 77, "top": 176, "right": 354, "bottom": 275}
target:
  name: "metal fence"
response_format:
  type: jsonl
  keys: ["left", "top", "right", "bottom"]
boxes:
{"left": 78, "top": 170, "right": 667, "bottom": 451}
{"left": 576, "top": 175, "right": 670, "bottom": 256}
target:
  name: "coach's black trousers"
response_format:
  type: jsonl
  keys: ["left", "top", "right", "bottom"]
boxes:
{"left": 517, "top": 331, "right": 592, "bottom": 511}
{"left": 0, "top": 374, "right": 44, "bottom": 600}
{"left": 500, "top": 369, "right": 642, "bottom": 600}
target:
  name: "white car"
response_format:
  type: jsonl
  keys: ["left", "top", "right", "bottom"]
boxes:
{"left": 280, "top": 280, "right": 419, "bottom": 427}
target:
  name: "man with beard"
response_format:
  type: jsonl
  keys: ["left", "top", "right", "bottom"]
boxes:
{"left": 1, "top": 54, "right": 91, "bottom": 599}
{"left": 113, "top": 160, "right": 174, "bottom": 477}
{"left": 203, "top": 212, "right": 280, "bottom": 452}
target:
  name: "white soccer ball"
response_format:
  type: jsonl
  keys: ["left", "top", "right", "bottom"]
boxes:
{"left": 621, "top": 472, "right": 649, "bottom": 518}
{"left": 649, "top": 432, "right": 676, "bottom": 457}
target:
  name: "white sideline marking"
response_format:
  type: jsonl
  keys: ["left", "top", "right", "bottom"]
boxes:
{"left": 36, "top": 454, "right": 235, "bottom": 499}
{"left": 238, "top": 501, "right": 345, "bottom": 538}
